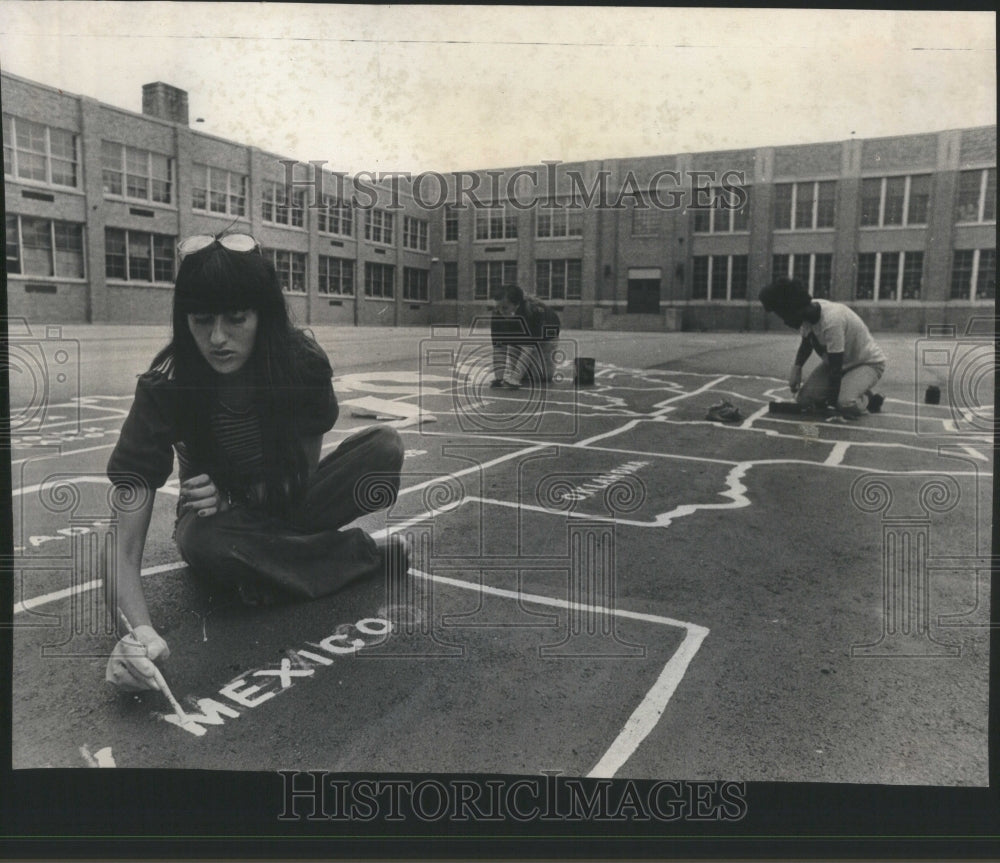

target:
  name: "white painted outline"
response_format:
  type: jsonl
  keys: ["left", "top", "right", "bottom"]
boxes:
{"left": 10, "top": 360, "right": 992, "bottom": 778}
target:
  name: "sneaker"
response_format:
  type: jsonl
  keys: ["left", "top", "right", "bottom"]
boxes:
{"left": 867, "top": 393, "right": 884, "bottom": 413}
{"left": 706, "top": 400, "right": 744, "bottom": 423}
{"left": 501, "top": 379, "right": 521, "bottom": 389}
{"left": 489, "top": 379, "right": 505, "bottom": 388}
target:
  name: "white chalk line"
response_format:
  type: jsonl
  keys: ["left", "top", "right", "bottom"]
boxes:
{"left": 409, "top": 567, "right": 709, "bottom": 780}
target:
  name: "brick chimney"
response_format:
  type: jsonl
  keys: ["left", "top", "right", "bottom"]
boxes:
{"left": 141, "top": 82, "right": 189, "bottom": 125}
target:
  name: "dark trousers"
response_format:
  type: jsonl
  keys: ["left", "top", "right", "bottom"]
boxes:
{"left": 175, "top": 426, "right": 405, "bottom": 600}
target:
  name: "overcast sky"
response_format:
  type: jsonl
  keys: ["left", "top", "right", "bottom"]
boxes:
{"left": 0, "top": 4, "right": 995, "bottom": 174}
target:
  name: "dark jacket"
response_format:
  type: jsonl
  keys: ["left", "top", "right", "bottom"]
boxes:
{"left": 491, "top": 296, "right": 561, "bottom": 347}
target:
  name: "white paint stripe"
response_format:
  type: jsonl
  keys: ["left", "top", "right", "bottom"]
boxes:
{"left": 577, "top": 420, "right": 641, "bottom": 447}
{"left": 411, "top": 568, "right": 705, "bottom": 635}
{"left": 651, "top": 375, "right": 730, "bottom": 412}
{"left": 13, "top": 562, "right": 187, "bottom": 616}
{"left": 825, "top": 442, "right": 850, "bottom": 466}
{"left": 411, "top": 567, "right": 709, "bottom": 779}
{"left": 740, "top": 404, "right": 769, "bottom": 429}
{"left": 588, "top": 625, "right": 709, "bottom": 778}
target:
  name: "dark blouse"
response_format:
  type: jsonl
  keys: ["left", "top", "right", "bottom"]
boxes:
{"left": 107, "top": 361, "right": 338, "bottom": 492}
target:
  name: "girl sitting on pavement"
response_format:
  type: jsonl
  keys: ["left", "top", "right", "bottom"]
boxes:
{"left": 104, "top": 233, "right": 408, "bottom": 691}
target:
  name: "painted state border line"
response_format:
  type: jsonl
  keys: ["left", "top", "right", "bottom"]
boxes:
{"left": 12, "top": 558, "right": 709, "bottom": 780}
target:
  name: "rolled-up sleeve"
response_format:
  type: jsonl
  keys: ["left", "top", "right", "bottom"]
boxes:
{"left": 106, "top": 373, "right": 178, "bottom": 490}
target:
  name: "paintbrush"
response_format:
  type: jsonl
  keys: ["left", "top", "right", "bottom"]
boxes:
{"left": 117, "top": 609, "right": 189, "bottom": 722}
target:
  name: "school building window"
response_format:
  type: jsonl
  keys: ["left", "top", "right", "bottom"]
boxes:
{"left": 102, "top": 141, "right": 172, "bottom": 204}
{"left": 860, "top": 174, "right": 931, "bottom": 227}
{"left": 6, "top": 215, "right": 85, "bottom": 278}
{"left": 536, "top": 258, "right": 582, "bottom": 301}
{"left": 105, "top": 228, "right": 174, "bottom": 283}
{"left": 774, "top": 181, "right": 836, "bottom": 230}
{"left": 403, "top": 216, "right": 429, "bottom": 251}
{"left": 443, "top": 261, "right": 458, "bottom": 299}
{"left": 538, "top": 200, "right": 584, "bottom": 238}
{"left": 317, "top": 256, "right": 354, "bottom": 296}
{"left": 443, "top": 205, "right": 460, "bottom": 242}
{"left": 475, "top": 203, "right": 518, "bottom": 240}
{"left": 192, "top": 164, "right": 247, "bottom": 217}
{"left": 365, "top": 262, "right": 395, "bottom": 298}
{"left": 403, "top": 267, "right": 429, "bottom": 302}
{"left": 314, "top": 198, "right": 350, "bottom": 237}
{"left": 3, "top": 114, "right": 79, "bottom": 188}
{"left": 474, "top": 260, "right": 517, "bottom": 300}
{"left": 364, "top": 209, "right": 394, "bottom": 245}
{"left": 261, "top": 248, "right": 307, "bottom": 293}
{"left": 955, "top": 168, "right": 996, "bottom": 223}
{"left": 691, "top": 255, "right": 749, "bottom": 301}
{"left": 772, "top": 253, "right": 833, "bottom": 299}
{"left": 950, "top": 249, "right": 996, "bottom": 301}
{"left": 692, "top": 187, "right": 751, "bottom": 233}
{"left": 855, "top": 251, "right": 923, "bottom": 301}
{"left": 261, "top": 180, "right": 306, "bottom": 228}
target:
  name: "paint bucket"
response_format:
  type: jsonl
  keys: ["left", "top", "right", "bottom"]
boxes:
{"left": 925, "top": 385, "right": 941, "bottom": 405}
{"left": 575, "top": 357, "right": 596, "bottom": 386}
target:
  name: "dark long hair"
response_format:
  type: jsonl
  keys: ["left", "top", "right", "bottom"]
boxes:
{"left": 148, "top": 243, "right": 329, "bottom": 514}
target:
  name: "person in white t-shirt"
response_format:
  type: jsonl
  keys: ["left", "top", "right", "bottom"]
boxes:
{"left": 760, "top": 277, "right": 887, "bottom": 418}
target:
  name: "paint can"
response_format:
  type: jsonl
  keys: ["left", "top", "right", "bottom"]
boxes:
{"left": 575, "top": 357, "right": 596, "bottom": 387}
{"left": 925, "top": 385, "right": 941, "bottom": 405}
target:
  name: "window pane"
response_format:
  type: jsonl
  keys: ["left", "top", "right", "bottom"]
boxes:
{"left": 105, "top": 228, "right": 127, "bottom": 279}
{"left": 883, "top": 177, "right": 905, "bottom": 226}
{"left": 950, "top": 250, "right": 974, "bottom": 299}
{"left": 774, "top": 184, "right": 793, "bottom": 230}
{"left": 955, "top": 171, "right": 981, "bottom": 222}
{"left": 794, "top": 183, "right": 815, "bottom": 230}
{"left": 3, "top": 115, "right": 13, "bottom": 175}
{"left": 567, "top": 259, "right": 582, "bottom": 300}
{"left": 860, "top": 179, "right": 882, "bottom": 226}
{"left": 816, "top": 182, "right": 836, "bottom": 228}
{"left": 711, "top": 256, "right": 728, "bottom": 300}
{"left": 907, "top": 175, "right": 930, "bottom": 225}
{"left": 19, "top": 151, "right": 47, "bottom": 182}
{"left": 976, "top": 249, "right": 995, "bottom": 299}
{"left": 21, "top": 217, "right": 53, "bottom": 276}
{"left": 856, "top": 253, "right": 876, "bottom": 299}
{"left": 792, "top": 254, "right": 811, "bottom": 287}
{"left": 813, "top": 255, "right": 832, "bottom": 299}
{"left": 901, "top": 251, "right": 922, "bottom": 299}
{"left": 6, "top": 214, "right": 21, "bottom": 273}
{"left": 54, "top": 222, "right": 85, "bottom": 278}
{"left": 878, "top": 252, "right": 899, "bottom": 300}
{"left": 128, "top": 232, "right": 152, "bottom": 281}
{"left": 984, "top": 169, "right": 997, "bottom": 222}
{"left": 153, "top": 234, "right": 174, "bottom": 282}
{"left": 535, "top": 261, "right": 550, "bottom": 299}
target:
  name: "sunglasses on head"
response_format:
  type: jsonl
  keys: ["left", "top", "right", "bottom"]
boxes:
{"left": 177, "top": 232, "right": 261, "bottom": 261}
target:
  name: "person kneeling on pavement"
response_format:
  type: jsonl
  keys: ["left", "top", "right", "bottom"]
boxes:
{"left": 759, "top": 277, "right": 886, "bottom": 418}
{"left": 490, "top": 284, "right": 561, "bottom": 389}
